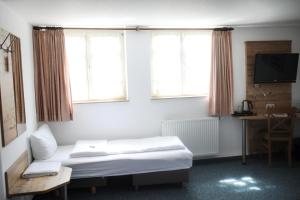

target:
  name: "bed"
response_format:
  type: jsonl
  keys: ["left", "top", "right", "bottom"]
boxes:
{"left": 42, "top": 145, "right": 192, "bottom": 179}
{"left": 38, "top": 137, "right": 193, "bottom": 189}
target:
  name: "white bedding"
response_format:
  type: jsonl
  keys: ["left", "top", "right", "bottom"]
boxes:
{"left": 41, "top": 145, "right": 193, "bottom": 179}
{"left": 71, "top": 140, "right": 108, "bottom": 158}
{"left": 22, "top": 161, "right": 61, "bottom": 178}
{"left": 70, "top": 136, "right": 185, "bottom": 158}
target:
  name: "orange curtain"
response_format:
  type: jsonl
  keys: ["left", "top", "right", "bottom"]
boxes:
{"left": 209, "top": 30, "right": 233, "bottom": 116}
{"left": 11, "top": 35, "right": 26, "bottom": 123}
{"left": 33, "top": 28, "right": 73, "bottom": 121}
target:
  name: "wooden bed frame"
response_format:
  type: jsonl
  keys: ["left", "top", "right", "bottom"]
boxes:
{"left": 132, "top": 169, "right": 189, "bottom": 190}
{"left": 69, "top": 168, "right": 189, "bottom": 192}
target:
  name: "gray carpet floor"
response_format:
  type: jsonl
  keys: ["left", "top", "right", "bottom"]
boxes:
{"left": 34, "top": 158, "right": 300, "bottom": 200}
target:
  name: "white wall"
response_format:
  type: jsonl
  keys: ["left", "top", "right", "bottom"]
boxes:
{"left": 218, "top": 26, "right": 300, "bottom": 157}
{"left": 232, "top": 26, "right": 300, "bottom": 104}
{"left": 0, "top": 1, "right": 299, "bottom": 197}
{"left": 49, "top": 31, "right": 210, "bottom": 144}
{"left": 0, "top": 2, "right": 37, "bottom": 200}
{"left": 231, "top": 26, "right": 300, "bottom": 141}
{"left": 49, "top": 26, "right": 300, "bottom": 157}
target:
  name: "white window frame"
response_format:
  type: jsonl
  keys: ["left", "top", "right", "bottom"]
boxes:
{"left": 150, "top": 30, "right": 212, "bottom": 99}
{"left": 65, "top": 30, "right": 128, "bottom": 103}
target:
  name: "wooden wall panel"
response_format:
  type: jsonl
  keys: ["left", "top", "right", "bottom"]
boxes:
{"left": 4, "top": 151, "right": 29, "bottom": 196}
{"left": 0, "top": 28, "right": 17, "bottom": 146}
{"left": 245, "top": 41, "right": 292, "bottom": 153}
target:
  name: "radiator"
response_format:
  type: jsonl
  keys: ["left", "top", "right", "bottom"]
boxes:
{"left": 162, "top": 117, "right": 219, "bottom": 156}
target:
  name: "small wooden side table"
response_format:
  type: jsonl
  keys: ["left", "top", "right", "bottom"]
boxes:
{"left": 5, "top": 151, "right": 72, "bottom": 200}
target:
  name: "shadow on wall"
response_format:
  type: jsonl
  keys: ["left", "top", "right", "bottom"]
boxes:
{"left": 0, "top": 152, "right": 5, "bottom": 199}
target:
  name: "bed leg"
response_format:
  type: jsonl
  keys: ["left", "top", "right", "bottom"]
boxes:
{"left": 134, "top": 185, "right": 139, "bottom": 191}
{"left": 54, "top": 189, "right": 60, "bottom": 197}
{"left": 91, "top": 186, "right": 97, "bottom": 194}
{"left": 63, "top": 184, "right": 68, "bottom": 200}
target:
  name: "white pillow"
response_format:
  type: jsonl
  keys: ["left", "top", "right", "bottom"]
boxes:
{"left": 30, "top": 124, "right": 58, "bottom": 160}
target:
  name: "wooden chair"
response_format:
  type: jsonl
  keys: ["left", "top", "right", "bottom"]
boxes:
{"left": 263, "top": 107, "right": 296, "bottom": 167}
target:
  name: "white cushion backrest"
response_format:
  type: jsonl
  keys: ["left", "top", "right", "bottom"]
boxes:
{"left": 30, "top": 124, "right": 58, "bottom": 160}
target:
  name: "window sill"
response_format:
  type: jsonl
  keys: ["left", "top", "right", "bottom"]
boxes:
{"left": 73, "top": 98, "right": 129, "bottom": 104}
{"left": 151, "top": 95, "right": 207, "bottom": 100}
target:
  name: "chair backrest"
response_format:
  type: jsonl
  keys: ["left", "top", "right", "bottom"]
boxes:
{"left": 266, "top": 107, "right": 296, "bottom": 137}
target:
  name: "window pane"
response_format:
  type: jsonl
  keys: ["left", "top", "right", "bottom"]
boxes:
{"left": 65, "top": 31, "right": 127, "bottom": 102}
{"left": 89, "top": 33, "right": 126, "bottom": 100}
{"left": 151, "top": 31, "right": 212, "bottom": 98}
{"left": 182, "top": 31, "right": 212, "bottom": 95}
{"left": 151, "top": 33, "right": 181, "bottom": 97}
{"left": 65, "top": 35, "right": 88, "bottom": 101}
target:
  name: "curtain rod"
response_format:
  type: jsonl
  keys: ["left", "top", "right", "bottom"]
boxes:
{"left": 33, "top": 26, "right": 234, "bottom": 31}
{"left": 33, "top": 26, "right": 63, "bottom": 30}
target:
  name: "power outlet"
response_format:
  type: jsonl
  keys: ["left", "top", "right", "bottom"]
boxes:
{"left": 265, "top": 103, "right": 275, "bottom": 109}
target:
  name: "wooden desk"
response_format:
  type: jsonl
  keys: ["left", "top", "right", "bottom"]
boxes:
{"left": 238, "top": 113, "right": 300, "bottom": 164}
{"left": 238, "top": 114, "right": 267, "bottom": 165}
{"left": 5, "top": 151, "right": 72, "bottom": 200}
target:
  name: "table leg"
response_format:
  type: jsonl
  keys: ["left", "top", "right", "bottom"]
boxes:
{"left": 242, "top": 119, "right": 247, "bottom": 165}
{"left": 63, "top": 184, "right": 68, "bottom": 200}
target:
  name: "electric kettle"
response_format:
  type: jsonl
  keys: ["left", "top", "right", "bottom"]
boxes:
{"left": 242, "top": 100, "right": 253, "bottom": 113}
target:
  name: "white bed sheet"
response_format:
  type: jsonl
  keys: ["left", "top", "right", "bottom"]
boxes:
{"left": 106, "top": 136, "right": 185, "bottom": 155}
{"left": 41, "top": 145, "right": 193, "bottom": 179}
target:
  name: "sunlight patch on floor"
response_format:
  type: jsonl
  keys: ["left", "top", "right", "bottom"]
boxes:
{"left": 218, "top": 176, "right": 262, "bottom": 192}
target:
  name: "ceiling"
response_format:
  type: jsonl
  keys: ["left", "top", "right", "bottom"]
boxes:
{"left": 1, "top": 0, "right": 300, "bottom": 28}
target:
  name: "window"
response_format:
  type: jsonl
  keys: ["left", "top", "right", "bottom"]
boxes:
{"left": 151, "top": 31, "right": 212, "bottom": 98}
{"left": 65, "top": 30, "right": 127, "bottom": 103}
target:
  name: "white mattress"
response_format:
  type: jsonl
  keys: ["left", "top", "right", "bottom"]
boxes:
{"left": 42, "top": 145, "right": 193, "bottom": 179}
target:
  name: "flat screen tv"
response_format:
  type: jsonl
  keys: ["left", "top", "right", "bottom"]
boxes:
{"left": 254, "top": 53, "right": 299, "bottom": 83}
